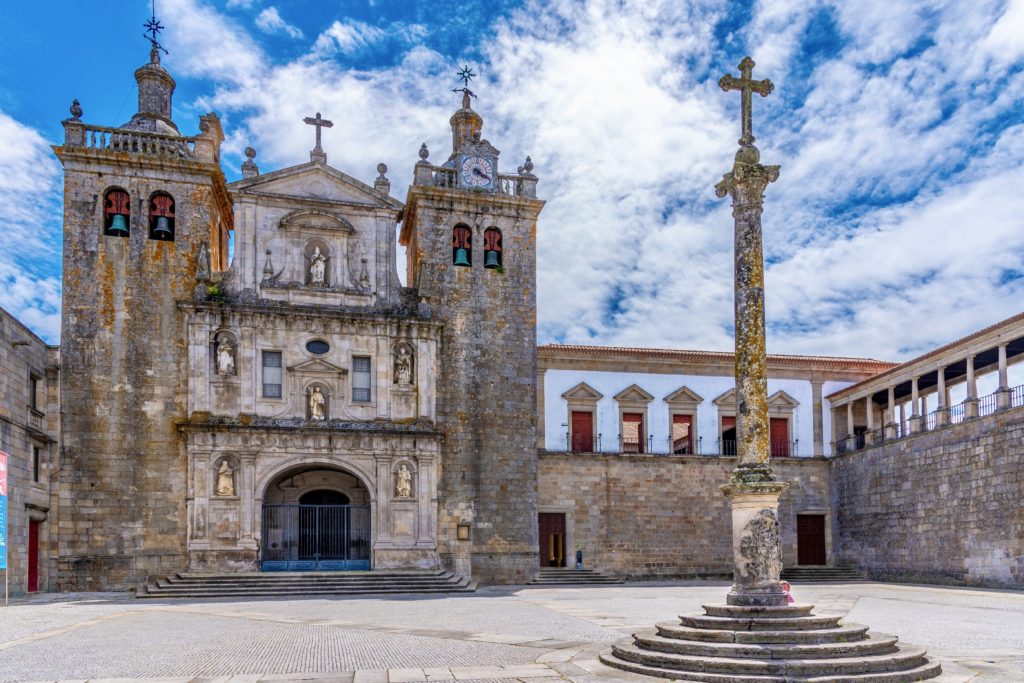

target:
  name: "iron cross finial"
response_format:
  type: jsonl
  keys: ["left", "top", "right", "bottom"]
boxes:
{"left": 456, "top": 65, "right": 476, "bottom": 88}
{"left": 719, "top": 56, "right": 773, "bottom": 148}
{"left": 143, "top": 0, "right": 168, "bottom": 57}
{"left": 303, "top": 112, "right": 334, "bottom": 152}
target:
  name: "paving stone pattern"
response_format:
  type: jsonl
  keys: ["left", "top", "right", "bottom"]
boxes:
{"left": 1, "top": 582, "right": 1022, "bottom": 682}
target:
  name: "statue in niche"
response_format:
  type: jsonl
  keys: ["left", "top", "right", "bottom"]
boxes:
{"left": 309, "top": 246, "right": 328, "bottom": 286}
{"left": 395, "top": 464, "right": 413, "bottom": 498}
{"left": 395, "top": 345, "right": 413, "bottom": 386}
{"left": 309, "top": 386, "right": 326, "bottom": 421}
{"left": 216, "top": 338, "right": 236, "bottom": 376}
{"left": 215, "top": 460, "right": 235, "bottom": 496}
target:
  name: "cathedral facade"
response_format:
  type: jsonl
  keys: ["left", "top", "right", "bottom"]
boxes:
{"left": 50, "top": 47, "right": 541, "bottom": 589}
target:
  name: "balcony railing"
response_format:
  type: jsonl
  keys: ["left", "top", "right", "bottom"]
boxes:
{"left": 560, "top": 436, "right": 802, "bottom": 457}
{"left": 416, "top": 163, "right": 537, "bottom": 197}
{"left": 71, "top": 123, "right": 197, "bottom": 159}
{"left": 833, "top": 385, "right": 1024, "bottom": 454}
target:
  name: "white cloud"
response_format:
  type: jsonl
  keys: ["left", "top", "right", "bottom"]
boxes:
{"left": 226, "top": 0, "right": 256, "bottom": 8}
{"left": 0, "top": 111, "right": 62, "bottom": 342}
{"left": 313, "top": 20, "right": 387, "bottom": 55}
{"left": 255, "top": 7, "right": 304, "bottom": 40}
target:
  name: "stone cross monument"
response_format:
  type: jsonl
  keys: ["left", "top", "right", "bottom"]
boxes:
{"left": 714, "top": 56, "right": 790, "bottom": 608}
{"left": 303, "top": 112, "right": 333, "bottom": 163}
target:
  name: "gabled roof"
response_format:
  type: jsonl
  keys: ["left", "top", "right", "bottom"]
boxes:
{"left": 561, "top": 382, "right": 604, "bottom": 401}
{"left": 229, "top": 161, "right": 403, "bottom": 210}
{"left": 664, "top": 385, "right": 704, "bottom": 404}
{"left": 613, "top": 384, "right": 655, "bottom": 403}
{"left": 287, "top": 358, "right": 348, "bottom": 375}
{"left": 768, "top": 390, "right": 800, "bottom": 407}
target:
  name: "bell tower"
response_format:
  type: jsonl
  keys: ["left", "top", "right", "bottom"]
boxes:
{"left": 400, "top": 77, "right": 544, "bottom": 583}
{"left": 52, "top": 19, "right": 232, "bottom": 590}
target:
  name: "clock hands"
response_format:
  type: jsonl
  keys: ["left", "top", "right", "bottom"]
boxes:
{"left": 472, "top": 166, "right": 491, "bottom": 181}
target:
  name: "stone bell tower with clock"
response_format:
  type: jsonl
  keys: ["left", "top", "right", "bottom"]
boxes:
{"left": 401, "top": 76, "right": 545, "bottom": 583}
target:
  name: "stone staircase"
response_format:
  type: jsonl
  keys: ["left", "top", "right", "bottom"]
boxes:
{"left": 600, "top": 603, "right": 941, "bottom": 681}
{"left": 782, "top": 565, "right": 867, "bottom": 582}
{"left": 528, "top": 568, "right": 624, "bottom": 585}
{"left": 137, "top": 569, "right": 476, "bottom": 599}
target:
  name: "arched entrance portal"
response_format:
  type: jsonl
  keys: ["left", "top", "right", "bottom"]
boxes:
{"left": 260, "top": 467, "right": 371, "bottom": 571}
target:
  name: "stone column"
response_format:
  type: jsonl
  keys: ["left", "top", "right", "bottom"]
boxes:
{"left": 936, "top": 366, "right": 949, "bottom": 426}
{"left": 885, "top": 387, "right": 896, "bottom": 440}
{"left": 865, "top": 395, "right": 875, "bottom": 445}
{"left": 966, "top": 354, "right": 979, "bottom": 418}
{"left": 811, "top": 380, "right": 824, "bottom": 456}
{"left": 909, "top": 377, "right": 921, "bottom": 434}
{"left": 845, "top": 401, "right": 854, "bottom": 450}
{"left": 714, "top": 57, "right": 788, "bottom": 607}
{"left": 997, "top": 344, "right": 1011, "bottom": 410}
{"left": 238, "top": 450, "right": 258, "bottom": 550}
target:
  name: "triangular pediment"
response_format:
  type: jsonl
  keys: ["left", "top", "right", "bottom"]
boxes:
{"left": 664, "top": 385, "right": 704, "bottom": 405}
{"left": 713, "top": 388, "right": 736, "bottom": 406}
{"left": 279, "top": 209, "right": 354, "bottom": 234}
{"left": 768, "top": 390, "right": 800, "bottom": 408}
{"left": 561, "top": 382, "right": 603, "bottom": 401}
{"left": 613, "top": 384, "right": 654, "bottom": 403}
{"left": 229, "top": 162, "right": 403, "bottom": 210}
{"left": 287, "top": 358, "right": 348, "bottom": 375}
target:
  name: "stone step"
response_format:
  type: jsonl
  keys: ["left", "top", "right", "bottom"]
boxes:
{"left": 139, "top": 570, "right": 476, "bottom": 599}
{"left": 599, "top": 649, "right": 942, "bottom": 682}
{"left": 528, "top": 568, "right": 623, "bottom": 585}
{"left": 634, "top": 628, "right": 899, "bottom": 659}
{"left": 781, "top": 567, "right": 867, "bottom": 582}
{"left": 679, "top": 613, "right": 843, "bottom": 631}
{"left": 656, "top": 621, "right": 870, "bottom": 645}
{"left": 703, "top": 604, "right": 816, "bottom": 619}
{"left": 609, "top": 638, "right": 928, "bottom": 677}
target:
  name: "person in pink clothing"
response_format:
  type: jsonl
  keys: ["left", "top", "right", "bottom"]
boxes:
{"left": 780, "top": 580, "right": 795, "bottom": 603}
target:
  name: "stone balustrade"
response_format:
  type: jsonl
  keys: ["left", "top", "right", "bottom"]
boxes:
{"left": 413, "top": 162, "right": 538, "bottom": 198}
{"left": 62, "top": 121, "right": 199, "bottom": 159}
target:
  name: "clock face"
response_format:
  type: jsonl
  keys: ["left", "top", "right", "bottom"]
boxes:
{"left": 460, "top": 155, "right": 494, "bottom": 189}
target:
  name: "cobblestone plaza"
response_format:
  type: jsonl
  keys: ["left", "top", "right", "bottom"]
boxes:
{"left": 1, "top": 581, "right": 1021, "bottom": 682}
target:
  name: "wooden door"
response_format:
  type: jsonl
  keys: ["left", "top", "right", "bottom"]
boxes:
{"left": 28, "top": 519, "right": 40, "bottom": 592}
{"left": 538, "top": 513, "right": 566, "bottom": 567}
{"left": 721, "top": 416, "right": 736, "bottom": 455}
{"left": 796, "top": 514, "right": 827, "bottom": 565}
{"left": 770, "top": 418, "right": 790, "bottom": 457}
{"left": 570, "top": 411, "right": 593, "bottom": 452}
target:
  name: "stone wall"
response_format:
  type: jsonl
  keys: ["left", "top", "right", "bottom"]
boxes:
{"left": 539, "top": 453, "right": 830, "bottom": 578}
{"left": 0, "top": 310, "right": 55, "bottom": 596}
{"left": 831, "top": 407, "right": 1024, "bottom": 588}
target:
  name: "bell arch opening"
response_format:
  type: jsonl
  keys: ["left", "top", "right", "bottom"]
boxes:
{"left": 260, "top": 464, "right": 371, "bottom": 572}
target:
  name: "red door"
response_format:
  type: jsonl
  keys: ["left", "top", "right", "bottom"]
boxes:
{"left": 672, "top": 414, "right": 693, "bottom": 454}
{"left": 538, "top": 513, "right": 566, "bottom": 567}
{"left": 770, "top": 418, "right": 790, "bottom": 457}
{"left": 570, "top": 411, "right": 593, "bottom": 452}
{"left": 27, "top": 520, "right": 40, "bottom": 592}
{"left": 796, "top": 515, "right": 827, "bottom": 565}
{"left": 721, "top": 416, "right": 736, "bottom": 455}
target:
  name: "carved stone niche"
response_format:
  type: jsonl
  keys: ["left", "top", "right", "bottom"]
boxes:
{"left": 391, "top": 342, "right": 417, "bottom": 421}
{"left": 391, "top": 459, "right": 417, "bottom": 540}
{"left": 210, "top": 330, "right": 240, "bottom": 416}
{"left": 212, "top": 456, "right": 238, "bottom": 497}
{"left": 287, "top": 358, "right": 347, "bottom": 420}
{"left": 304, "top": 238, "right": 332, "bottom": 288}
{"left": 393, "top": 460, "right": 416, "bottom": 499}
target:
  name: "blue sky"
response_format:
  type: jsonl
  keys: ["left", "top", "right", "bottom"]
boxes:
{"left": 1, "top": 0, "right": 1022, "bottom": 361}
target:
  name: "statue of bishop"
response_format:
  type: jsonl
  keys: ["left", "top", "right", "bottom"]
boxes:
{"left": 309, "top": 386, "right": 326, "bottom": 421}
{"left": 309, "top": 247, "right": 327, "bottom": 287}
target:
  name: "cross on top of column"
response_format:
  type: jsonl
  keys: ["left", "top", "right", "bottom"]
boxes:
{"left": 303, "top": 112, "right": 334, "bottom": 163}
{"left": 719, "top": 57, "right": 773, "bottom": 148}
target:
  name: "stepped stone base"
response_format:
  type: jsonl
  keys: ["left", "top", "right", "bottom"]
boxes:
{"left": 138, "top": 569, "right": 476, "bottom": 599}
{"left": 600, "top": 603, "right": 940, "bottom": 682}
{"left": 528, "top": 568, "right": 624, "bottom": 585}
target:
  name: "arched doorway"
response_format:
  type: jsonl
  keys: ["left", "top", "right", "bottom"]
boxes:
{"left": 260, "top": 467, "right": 371, "bottom": 571}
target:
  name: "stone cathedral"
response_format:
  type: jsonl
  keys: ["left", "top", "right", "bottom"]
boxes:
{"left": 53, "top": 45, "right": 543, "bottom": 589}
{"left": 10, "top": 40, "right": 1014, "bottom": 597}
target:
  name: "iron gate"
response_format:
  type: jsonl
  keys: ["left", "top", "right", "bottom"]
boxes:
{"left": 261, "top": 504, "right": 371, "bottom": 571}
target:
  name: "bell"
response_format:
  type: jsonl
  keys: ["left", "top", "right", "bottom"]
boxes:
{"left": 107, "top": 214, "right": 129, "bottom": 236}
{"left": 153, "top": 216, "right": 173, "bottom": 239}
{"left": 453, "top": 247, "right": 470, "bottom": 267}
{"left": 484, "top": 250, "right": 500, "bottom": 268}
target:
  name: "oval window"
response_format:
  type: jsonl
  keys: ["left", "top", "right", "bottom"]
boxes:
{"left": 306, "top": 339, "right": 330, "bottom": 355}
